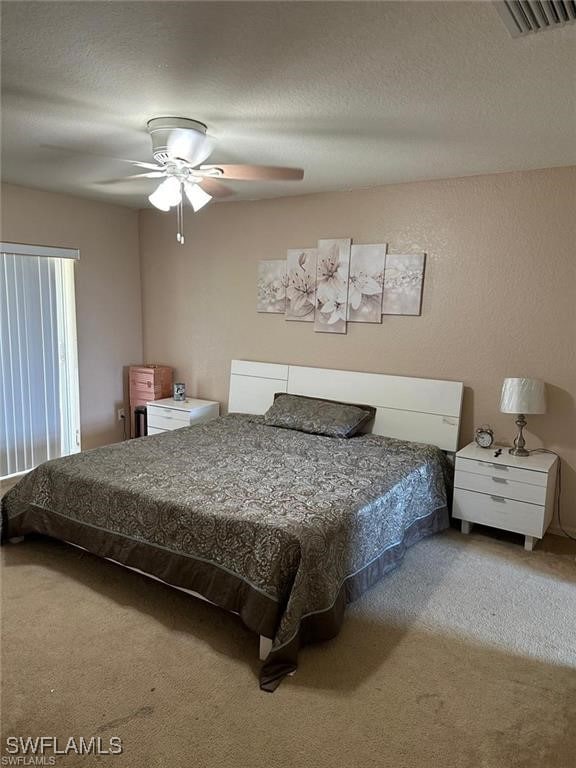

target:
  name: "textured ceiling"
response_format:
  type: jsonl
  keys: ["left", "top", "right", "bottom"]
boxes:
{"left": 1, "top": 1, "right": 575, "bottom": 208}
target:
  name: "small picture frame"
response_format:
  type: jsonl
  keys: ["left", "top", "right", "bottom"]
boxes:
{"left": 173, "top": 382, "right": 186, "bottom": 401}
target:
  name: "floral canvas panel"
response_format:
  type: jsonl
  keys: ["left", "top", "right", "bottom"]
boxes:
{"left": 286, "top": 248, "right": 317, "bottom": 322}
{"left": 314, "top": 238, "right": 351, "bottom": 334}
{"left": 257, "top": 260, "right": 287, "bottom": 313}
{"left": 382, "top": 253, "right": 426, "bottom": 316}
{"left": 347, "top": 244, "right": 387, "bottom": 323}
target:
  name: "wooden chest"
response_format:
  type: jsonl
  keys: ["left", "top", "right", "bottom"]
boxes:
{"left": 129, "top": 365, "right": 173, "bottom": 436}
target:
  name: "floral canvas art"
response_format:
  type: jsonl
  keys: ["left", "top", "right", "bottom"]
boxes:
{"left": 347, "top": 244, "right": 387, "bottom": 323}
{"left": 257, "top": 260, "right": 287, "bottom": 313}
{"left": 286, "top": 248, "right": 317, "bottom": 322}
{"left": 314, "top": 238, "right": 351, "bottom": 334}
{"left": 381, "top": 253, "right": 426, "bottom": 316}
{"left": 256, "top": 239, "right": 426, "bottom": 330}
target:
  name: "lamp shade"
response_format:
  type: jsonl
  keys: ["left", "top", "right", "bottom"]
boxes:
{"left": 500, "top": 378, "right": 546, "bottom": 414}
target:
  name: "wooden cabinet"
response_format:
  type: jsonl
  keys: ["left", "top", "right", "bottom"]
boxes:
{"left": 129, "top": 365, "right": 173, "bottom": 437}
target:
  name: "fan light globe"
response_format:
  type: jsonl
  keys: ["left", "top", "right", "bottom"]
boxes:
{"left": 148, "top": 177, "right": 182, "bottom": 211}
{"left": 184, "top": 182, "right": 212, "bottom": 212}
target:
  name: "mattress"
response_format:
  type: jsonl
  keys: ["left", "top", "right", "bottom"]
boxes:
{"left": 1, "top": 414, "right": 451, "bottom": 690}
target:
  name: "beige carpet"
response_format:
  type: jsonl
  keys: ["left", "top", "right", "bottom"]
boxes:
{"left": 2, "top": 530, "right": 576, "bottom": 768}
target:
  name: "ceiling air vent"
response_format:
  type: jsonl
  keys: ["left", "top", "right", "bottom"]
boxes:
{"left": 494, "top": 0, "right": 576, "bottom": 36}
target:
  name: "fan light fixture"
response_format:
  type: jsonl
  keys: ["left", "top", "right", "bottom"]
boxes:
{"left": 148, "top": 177, "right": 213, "bottom": 243}
{"left": 146, "top": 120, "right": 215, "bottom": 241}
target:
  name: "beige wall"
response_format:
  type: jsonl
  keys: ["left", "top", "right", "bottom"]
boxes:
{"left": 140, "top": 166, "right": 576, "bottom": 530}
{"left": 1, "top": 183, "right": 142, "bottom": 449}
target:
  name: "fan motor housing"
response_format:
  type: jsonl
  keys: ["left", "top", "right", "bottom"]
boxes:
{"left": 147, "top": 117, "right": 207, "bottom": 164}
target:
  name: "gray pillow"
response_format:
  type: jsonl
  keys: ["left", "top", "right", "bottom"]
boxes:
{"left": 263, "top": 393, "right": 376, "bottom": 438}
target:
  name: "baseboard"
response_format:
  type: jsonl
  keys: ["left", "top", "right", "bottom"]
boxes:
{"left": 548, "top": 525, "right": 576, "bottom": 539}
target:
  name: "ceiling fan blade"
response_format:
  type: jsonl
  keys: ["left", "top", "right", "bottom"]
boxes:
{"left": 167, "top": 129, "right": 214, "bottom": 166}
{"left": 130, "top": 161, "right": 164, "bottom": 170}
{"left": 96, "top": 171, "right": 166, "bottom": 185}
{"left": 197, "top": 178, "right": 235, "bottom": 199}
{"left": 41, "top": 143, "right": 158, "bottom": 168}
{"left": 200, "top": 164, "right": 304, "bottom": 181}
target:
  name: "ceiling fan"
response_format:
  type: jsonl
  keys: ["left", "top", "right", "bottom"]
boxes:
{"left": 118, "top": 117, "right": 304, "bottom": 244}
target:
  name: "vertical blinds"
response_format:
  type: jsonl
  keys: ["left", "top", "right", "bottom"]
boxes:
{"left": 0, "top": 247, "right": 80, "bottom": 478}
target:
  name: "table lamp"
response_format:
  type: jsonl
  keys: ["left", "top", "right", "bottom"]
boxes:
{"left": 500, "top": 378, "right": 546, "bottom": 456}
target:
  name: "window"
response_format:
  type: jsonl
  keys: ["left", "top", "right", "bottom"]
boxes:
{"left": 0, "top": 242, "right": 80, "bottom": 480}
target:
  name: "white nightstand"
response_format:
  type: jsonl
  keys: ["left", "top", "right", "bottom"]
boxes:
{"left": 146, "top": 397, "right": 220, "bottom": 435}
{"left": 453, "top": 442, "right": 558, "bottom": 551}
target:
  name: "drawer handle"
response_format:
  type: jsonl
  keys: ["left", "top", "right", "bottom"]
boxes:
{"left": 492, "top": 477, "right": 508, "bottom": 484}
{"left": 490, "top": 495, "right": 506, "bottom": 503}
{"left": 147, "top": 381, "right": 152, "bottom": 387}
{"left": 477, "top": 460, "right": 508, "bottom": 471}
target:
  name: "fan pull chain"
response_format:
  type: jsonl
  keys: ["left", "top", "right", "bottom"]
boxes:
{"left": 181, "top": 198, "right": 185, "bottom": 244}
{"left": 175, "top": 196, "right": 182, "bottom": 244}
{"left": 175, "top": 188, "right": 185, "bottom": 245}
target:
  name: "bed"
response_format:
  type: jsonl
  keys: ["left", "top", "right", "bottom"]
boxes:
{"left": 1, "top": 360, "right": 463, "bottom": 690}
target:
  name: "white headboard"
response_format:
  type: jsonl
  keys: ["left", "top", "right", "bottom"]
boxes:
{"left": 229, "top": 359, "right": 463, "bottom": 452}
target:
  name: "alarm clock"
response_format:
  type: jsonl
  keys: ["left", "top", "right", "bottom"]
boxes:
{"left": 474, "top": 425, "right": 494, "bottom": 449}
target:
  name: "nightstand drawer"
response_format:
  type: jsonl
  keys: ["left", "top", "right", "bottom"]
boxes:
{"left": 455, "top": 470, "right": 547, "bottom": 505}
{"left": 453, "top": 489, "right": 545, "bottom": 537}
{"left": 147, "top": 426, "right": 166, "bottom": 435}
{"left": 455, "top": 457, "right": 548, "bottom": 487}
{"left": 147, "top": 406, "right": 189, "bottom": 431}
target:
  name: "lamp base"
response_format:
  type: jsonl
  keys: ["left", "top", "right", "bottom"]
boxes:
{"left": 508, "top": 413, "right": 530, "bottom": 457}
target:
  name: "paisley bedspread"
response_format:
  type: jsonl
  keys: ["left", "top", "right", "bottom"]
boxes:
{"left": 1, "top": 414, "right": 451, "bottom": 690}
